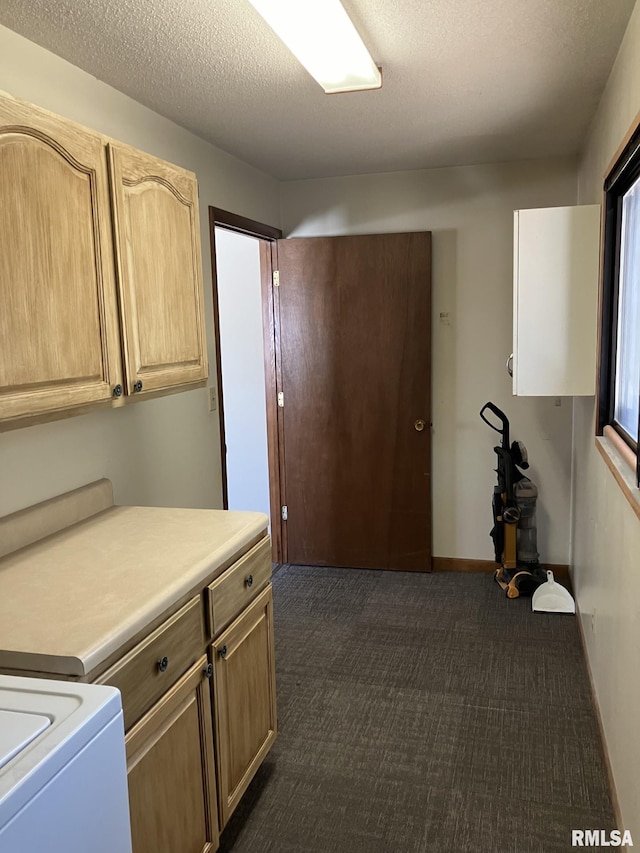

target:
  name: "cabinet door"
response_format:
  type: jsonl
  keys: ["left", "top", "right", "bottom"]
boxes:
{"left": 126, "top": 657, "right": 219, "bottom": 853}
{"left": 212, "top": 583, "right": 277, "bottom": 828}
{"left": 108, "top": 143, "right": 208, "bottom": 395}
{"left": 0, "top": 96, "right": 122, "bottom": 421}
{"left": 513, "top": 205, "right": 601, "bottom": 396}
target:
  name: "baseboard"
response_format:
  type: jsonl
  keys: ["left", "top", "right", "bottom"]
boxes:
{"left": 432, "top": 556, "right": 572, "bottom": 591}
{"left": 574, "top": 602, "right": 627, "bottom": 848}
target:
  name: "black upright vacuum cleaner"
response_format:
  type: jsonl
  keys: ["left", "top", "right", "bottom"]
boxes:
{"left": 480, "top": 402, "right": 547, "bottom": 598}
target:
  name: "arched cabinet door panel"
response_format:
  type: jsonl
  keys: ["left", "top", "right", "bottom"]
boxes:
{"left": 0, "top": 96, "right": 122, "bottom": 421}
{"left": 108, "top": 143, "right": 208, "bottom": 395}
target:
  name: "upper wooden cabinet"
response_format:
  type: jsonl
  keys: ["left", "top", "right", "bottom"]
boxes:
{"left": 108, "top": 144, "right": 208, "bottom": 395}
{"left": 0, "top": 96, "right": 122, "bottom": 421}
{"left": 513, "top": 205, "right": 601, "bottom": 397}
{"left": 0, "top": 94, "right": 208, "bottom": 427}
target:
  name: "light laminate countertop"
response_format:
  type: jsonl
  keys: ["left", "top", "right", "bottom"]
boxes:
{"left": 0, "top": 506, "right": 268, "bottom": 677}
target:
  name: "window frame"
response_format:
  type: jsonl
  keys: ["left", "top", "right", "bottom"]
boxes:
{"left": 598, "top": 116, "right": 640, "bottom": 489}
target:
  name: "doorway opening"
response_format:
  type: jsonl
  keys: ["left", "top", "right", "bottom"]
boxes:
{"left": 209, "top": 208, "right": 283, "bottom": 556}
{"left": 211, "top": 215, "right": 432, "bottom": 571}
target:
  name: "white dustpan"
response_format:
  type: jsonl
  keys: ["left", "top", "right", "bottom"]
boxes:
{"left": 532, "top": 570, "right": 576, "bottom": 614}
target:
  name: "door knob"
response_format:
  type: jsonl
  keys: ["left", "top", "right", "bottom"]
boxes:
{"left": 414, "top": 419, "right": 426, "bottom": 432}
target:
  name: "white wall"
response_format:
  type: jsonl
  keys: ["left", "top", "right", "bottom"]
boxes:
{"left": 574, "top": 0, "right": 640, "bottom": 837}
{"left": 0, "top": 25, "right": 280, "bottom": 517}
{"left": 281, "top": 159, "right": 578, "bottom": 563}
{"left": 215, "top": 228, "right": 270, "bottom": 520}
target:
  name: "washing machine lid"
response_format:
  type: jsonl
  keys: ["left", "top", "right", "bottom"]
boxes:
{"left": 0, "top": 710, "right": 50, "bottom": 770}
{"left": 0, "top": 675, "right": 122, "bottom": 829}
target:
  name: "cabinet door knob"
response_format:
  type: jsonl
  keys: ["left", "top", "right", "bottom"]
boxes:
{"left": 219, "top": 645, "right": 227, "bottom": 660}
{"left": 245, "top": 574, "right": 253, "bottom": 588}
{"left": 133, "top": 380, "right": 143, "bottom": 393}
{"left": 113, "top": 384, "right": 123, "bottom": 398}
{"left": 204, "top": 663, "right": 213, "bottom": 679}
{"left": 157, "top": 655, "right": 169, "bottom": 673}
{"left": 506, "top": 353, "right": 513, "bottom": 378}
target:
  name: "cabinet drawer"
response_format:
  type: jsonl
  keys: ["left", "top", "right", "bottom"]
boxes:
{"left": 98, "top": 596, "right": 204, "bottom": 730}
{"left": 207, "top": 537, "right": 271, "bottom": 637}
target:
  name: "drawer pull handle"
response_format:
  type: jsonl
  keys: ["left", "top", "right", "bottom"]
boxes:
{"left": 204, "top": 663, "right": 213, "bottom": 679}
{"left": 219, "top": 645, "right": 227, "bottom": 660}
{"left": 157, "top": 655, "right": 169, "bottom": 673}
{"left": 245, "top": 574, "right": 254, "bottom": 588}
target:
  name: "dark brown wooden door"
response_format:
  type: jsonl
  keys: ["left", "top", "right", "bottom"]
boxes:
{"left": 276, "top": 232, "right": 431, "bottom": 571}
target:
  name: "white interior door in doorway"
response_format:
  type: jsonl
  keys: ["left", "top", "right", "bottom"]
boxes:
{"left": 215, "top": 227, "right": 270, "bottom": 522}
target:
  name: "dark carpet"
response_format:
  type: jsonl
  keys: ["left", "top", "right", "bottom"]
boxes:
{"left": 219, "top": 566, "right": 615, "bottom": 853}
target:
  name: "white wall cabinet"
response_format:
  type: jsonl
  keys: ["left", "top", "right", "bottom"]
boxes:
{"left": 513, "top": 204, "right": 601, "bottom": 396}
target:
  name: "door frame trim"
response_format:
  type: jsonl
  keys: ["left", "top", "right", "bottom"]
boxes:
{"left": 208, "top": 208, "right": 284, "bottom": 562}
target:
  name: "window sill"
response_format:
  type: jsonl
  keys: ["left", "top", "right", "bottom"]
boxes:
{"left": 595, "top": 433, "right": 640, "bottom": 521}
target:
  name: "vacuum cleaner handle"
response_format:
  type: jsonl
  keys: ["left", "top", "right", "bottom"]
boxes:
{"left": 479, "top": 402, "right": 510, "bottom": 448}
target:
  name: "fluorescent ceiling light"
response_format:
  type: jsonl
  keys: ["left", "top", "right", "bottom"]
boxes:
{"left": 247, "top": 0, "right": 382, "bottom": 94}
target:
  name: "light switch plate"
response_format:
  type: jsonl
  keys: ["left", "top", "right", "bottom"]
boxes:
{"left": 208, "top": 386, "right": 217, "bottom": 412}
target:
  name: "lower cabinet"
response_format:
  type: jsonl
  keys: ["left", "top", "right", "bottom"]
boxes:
{"left": 96, "top": 538, "right": 276, "bottom": 849}
{"left": 212, "top": 584, "right": 277, "bottom": 828}
{"left": 125, "top": 657, "right": 219, "bottom": 853}
{"left": 0, "top": 518, "right": 276, "bottom": 852}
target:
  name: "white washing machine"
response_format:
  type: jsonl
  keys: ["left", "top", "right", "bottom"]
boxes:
{"left": 0, "top": 674, "right": 132, "bottom": 853}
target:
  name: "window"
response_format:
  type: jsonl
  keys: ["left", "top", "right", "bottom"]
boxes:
{"left": 599, "top": 119, "right": 640, "bottom": 488}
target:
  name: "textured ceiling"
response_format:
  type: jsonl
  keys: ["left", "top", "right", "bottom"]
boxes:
{"left": 0, "top": 0, "right": 635, "bottom": 180}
